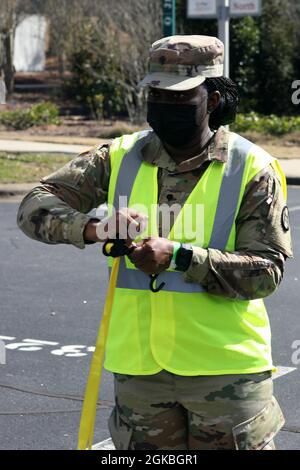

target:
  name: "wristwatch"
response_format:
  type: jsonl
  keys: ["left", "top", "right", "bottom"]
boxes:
{"left": 174, "top": 243, "right": 193, "bottom": 272}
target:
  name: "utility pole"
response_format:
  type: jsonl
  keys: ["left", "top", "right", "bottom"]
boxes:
{"left": 217, "top": 0, "right": 230, "bottom": 78}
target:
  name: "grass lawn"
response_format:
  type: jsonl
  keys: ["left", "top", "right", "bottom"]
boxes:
{"left": 0, "top": 152, "right": 72, "bottom": 183}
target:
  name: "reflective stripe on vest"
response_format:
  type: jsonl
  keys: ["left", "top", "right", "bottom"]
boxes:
{"left": 108, "top": 130, "right": 252, "bottom": 293}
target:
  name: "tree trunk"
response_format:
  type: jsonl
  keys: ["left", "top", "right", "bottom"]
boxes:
{"left": 3, "top": 29, "right": 14, "bottom": 95}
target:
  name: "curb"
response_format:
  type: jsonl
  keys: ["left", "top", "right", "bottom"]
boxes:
{"left": 0, "top": 189, "right": 28, "bottom": 198}
{"left": 286, "top": 177, "right": 300, "bottom": 186}
{"left": 0, "top": 183, "right": 38, "bottom": 198}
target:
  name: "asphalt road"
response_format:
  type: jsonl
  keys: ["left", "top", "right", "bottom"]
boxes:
{"left": 0, "top": 189, "right": 300, "bottom": 450}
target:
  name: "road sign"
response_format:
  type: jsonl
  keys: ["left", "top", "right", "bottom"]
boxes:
{"left": 230, "top": 0, "right": 261, "bottom": 17}
{"left": 187, "top": 0, "right": 261, "bottom": 18}
{"left": 187, "top": 0, "right": 217, "bottom": 18}
{"left": 163, "top": 0, "right": 176, "bottom": 36}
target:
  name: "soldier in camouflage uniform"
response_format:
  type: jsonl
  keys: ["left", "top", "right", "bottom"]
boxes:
{"left": 17, "top": 35, "right": 293, "bottom": 450}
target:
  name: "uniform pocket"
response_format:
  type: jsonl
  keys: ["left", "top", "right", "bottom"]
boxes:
{"left": 108, "top": 406, "right": 133, "bottom": 450}
{"left": 232, "top": 396, "right": 285, "bottom": 450}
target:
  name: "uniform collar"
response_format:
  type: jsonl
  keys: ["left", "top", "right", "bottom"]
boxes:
{"left": 140, "top": 125, "right": 229, "bottom": 173}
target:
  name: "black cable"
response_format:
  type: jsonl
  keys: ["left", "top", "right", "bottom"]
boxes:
{"left": 1, "top": 409, "right": 83, "bottom": 416}
{"left": 0, "top": 403, "right": 114, "bottom": 416}
{"left": 282, "top": 426, "right": 300, "bottom": 434}
{"left": 0, "top": 382, "right": 114, "bottom": 416}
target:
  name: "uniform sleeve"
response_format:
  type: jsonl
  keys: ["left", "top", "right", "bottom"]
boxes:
{"left": 17, "top": 144, "right": 111, "bottom": 249}
{"left": 182, "top": 163, "right": 294, "bottom": 300}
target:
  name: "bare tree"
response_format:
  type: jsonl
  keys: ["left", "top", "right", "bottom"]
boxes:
{"left": 0, "top": 0, "right": 44, "bottom": 95}
{"left": 1, "top": 0, "right": 163, "bottom": 120}
{"left": 0, "top": 0, "right": 17, "bottom": 95}
{"left": 110, "top": 0, "right": 163, "bottom": 122}
{"left": 63, "top": 0, "right": 162, "bottom": 122}
{"left": 43, "top": 0, "right": 88, "bottom": 76}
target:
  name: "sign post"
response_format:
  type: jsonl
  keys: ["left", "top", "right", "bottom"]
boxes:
{"left": 0, "top": 79, "right": 6, "bottom": 105}
{"left": 163, "top": 0, "right": 176, "bottom": 37}
{"left": 187, "top": 0, "right": 262, "bottom": 77}
{"left": 218, "top": 0, "right": 230, "bottom": 78}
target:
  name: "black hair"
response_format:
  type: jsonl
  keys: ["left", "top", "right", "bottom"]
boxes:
{"left": 204, "top": 77, "right": 240, "bottom": 130}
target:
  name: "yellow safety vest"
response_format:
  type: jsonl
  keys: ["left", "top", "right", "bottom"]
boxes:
{"left": 103, "top": 129, "right": 287, "bottom": 376}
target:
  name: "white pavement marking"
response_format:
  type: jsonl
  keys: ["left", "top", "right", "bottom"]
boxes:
{"left": 92, "top": 438, "right": 115, "bottom": 450}
{"left": 2, "top": 335, "right": 93, "bottom": 356}
{"left": 92, "top": 365, "right": 298, "bottom": 450}
{"left": 272, "top": 366, "right": 297, "bottom": 380}
{"left": 289, "top": 205, "right": 300, "bottom": 213}
{"left": 22, "top": 338, "right": 59, "bottom": 345}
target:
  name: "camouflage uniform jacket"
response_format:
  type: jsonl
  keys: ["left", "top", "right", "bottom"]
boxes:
{"left": 17, "top": 126, "right": 294, "bottom": 300}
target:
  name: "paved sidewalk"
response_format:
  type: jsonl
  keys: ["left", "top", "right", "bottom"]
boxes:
{"left": 0, "top": 138, "right": 91, "bottom": 154}
{"left": 0, "top": 132, "right": 105, "bottom": 147}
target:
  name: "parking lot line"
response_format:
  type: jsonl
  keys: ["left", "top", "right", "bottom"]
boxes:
{"left": 272, "top": 366, "right": 297, "bottom": 380}
{"left": 92, "top": 438, "right": 115, "bottom": 450}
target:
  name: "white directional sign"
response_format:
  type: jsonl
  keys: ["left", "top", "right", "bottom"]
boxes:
{"left": 187, "top": 0, "right": 261, "bottom": 18}
{"left": 230, "top": 0, "right": 261, "bottom": 17}
{"left": 187, "top": 0, "right": 217, "bottom": 18}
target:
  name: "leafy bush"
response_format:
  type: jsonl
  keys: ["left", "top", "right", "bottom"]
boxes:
{"left": 0, "top": 102, "right": 61, "bottom": 130}
{"left": 233, "top": 112, "right": 300, "bottom": 135}
{"left": 98, "top": 121, "right": 147, "bottom": 138}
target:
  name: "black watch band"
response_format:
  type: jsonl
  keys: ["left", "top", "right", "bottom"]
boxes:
{"left": 175, "top": 243, "right": 193, "bottom": 272}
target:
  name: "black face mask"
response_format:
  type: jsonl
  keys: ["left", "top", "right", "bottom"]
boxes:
{"left": 147, "top": 102, "right": 202, "bottom": 148}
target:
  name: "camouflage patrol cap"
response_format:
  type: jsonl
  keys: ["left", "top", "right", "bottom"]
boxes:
{"left": 139, "top": 35, "right": 224, "bottom": 91}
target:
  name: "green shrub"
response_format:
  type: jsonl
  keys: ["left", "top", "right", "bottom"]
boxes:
{"left": 0, "top": 102, "right": 61, "bottom": 130}
{"left": 233, "top": 112, "right": 300, "bottom": 135}
{"left": 98, "top": 122, "right": 148, "bottom": 139}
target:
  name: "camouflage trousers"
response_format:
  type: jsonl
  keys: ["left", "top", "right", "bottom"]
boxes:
{"left": 108, "top": 369, "right": 285, "bottom": 450}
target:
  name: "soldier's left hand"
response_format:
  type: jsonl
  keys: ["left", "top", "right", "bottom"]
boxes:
{"left": 128, "top": 237, "right": 174, "bottom": 275}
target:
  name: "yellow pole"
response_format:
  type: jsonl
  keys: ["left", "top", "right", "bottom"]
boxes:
{"left": 77, "top": 257, "right": 120, "bottom": 450}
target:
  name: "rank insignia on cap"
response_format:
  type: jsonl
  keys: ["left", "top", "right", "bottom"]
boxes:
{"left": 281, "top": 206, "right": 290, "bottom": 231}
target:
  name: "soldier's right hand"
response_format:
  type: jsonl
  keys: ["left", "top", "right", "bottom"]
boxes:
{"left": 83, "top": 208, "right": 148, "bottom": 244}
